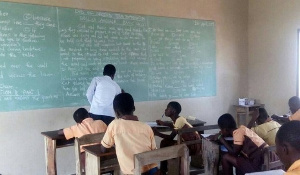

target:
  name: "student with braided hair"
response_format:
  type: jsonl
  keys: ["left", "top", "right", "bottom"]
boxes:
{"left": 275, "top": 121, "right": 300, "bottom": 175}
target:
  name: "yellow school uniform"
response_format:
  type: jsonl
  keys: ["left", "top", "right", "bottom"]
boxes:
{"left": 251, "top": 120, "right": 281, "bottom": 146}
{"left": 289, "top": 109, "right": 300, "bottom": 121}
{"left": 63, "top": 117, "right": 107, "bottom": 152}
{"left": 101, "top": 118, "right": 157, "bottom": 174}
{"left": 285, "top": 159, "right": 300, "bottom": 175}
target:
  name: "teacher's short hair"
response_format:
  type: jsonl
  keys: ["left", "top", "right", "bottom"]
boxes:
{"left": 103, "top": 64, "right": 116, "bottom": 76}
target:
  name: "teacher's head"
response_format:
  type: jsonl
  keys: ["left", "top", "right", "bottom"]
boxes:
{"left": 103, "top": 64, "right": 116, "bottom": 79}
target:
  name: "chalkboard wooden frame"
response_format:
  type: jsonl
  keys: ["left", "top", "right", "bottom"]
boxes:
{"left": 0, "top": 2, "right": 216, "bottom": 112}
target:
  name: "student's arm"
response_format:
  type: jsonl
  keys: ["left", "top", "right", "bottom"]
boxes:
{"left": 219, "top": 137, "right": 242, "bottom": 156}
{"left": 247, "top": 108, "right": 259, "bottom": 129}
{"left": 152, "top": 127, "right": 177, "bottom": 140}
{"left": 156, "top": 120, "right": 174, "bottom": 128}
{"left": 58, "top": 129, "right": 64, "bottom": 136}
{"left": 271, "top": 114, "right": 290, "bottom": 123}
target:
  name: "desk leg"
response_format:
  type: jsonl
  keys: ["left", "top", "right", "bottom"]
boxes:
{"left": 203, "top": 139, "right": 219, "bottom": 175}
{"left": 168, "top": 158, "right": 179, "bottom": 175}
{"left": 44, "top": 137, "right": 57, "bottom": 175}
{"left": 85, "top": 152, "right": 100, "bottom": 175}
{"left": 245, "top": 108, "right": 250, "bottom": 125}
{"left": 236, "top": 113, "right": 240, "bottom": 127}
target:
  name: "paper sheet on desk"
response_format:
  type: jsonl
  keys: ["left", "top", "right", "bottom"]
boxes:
{"left": 201, "top": 134, "right": 233, "bottom": 141}
{"left": 145, "top": 122, "right": 168, "bottom": 128}
{"left": 201, "top": 134, "right": 212, "bottom": 138}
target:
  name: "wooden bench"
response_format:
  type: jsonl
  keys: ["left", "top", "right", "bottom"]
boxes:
{"left": 261, "top": 145, "right": 284, "bottom": 171}
{"left": 75, "top": 133, "right": 119, "bottom": 175}
{"left": 134, "top": 144, "right": 190, "bottom": 175}
{"left": 177, "top": 124, "right": 219, "bottom": 175}
{"left": 177, "top": 124, "right": 219, "bottom": 146}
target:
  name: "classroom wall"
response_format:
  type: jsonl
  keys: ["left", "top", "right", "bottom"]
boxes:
{"left": 248, "top": 0, "right": 300, "bottom": 115}
{"left": 0, "top": 0, "right": 248, "bottom": 174}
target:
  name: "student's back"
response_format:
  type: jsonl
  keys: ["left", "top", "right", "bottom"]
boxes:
{"left": 100, "top": 93, "right": 157, "bottom": 175}
{"left": 251, "top": 120, "right": 280, "bottom": 146}
{"left": 63, "top": 117, "right": 107, "bottom": 140}
{"left": 214, "top": 113, "right": 268, "bottom": 175}
{"left": 102, "top": 118, "right": 156, "bottom": 174}
{"left": 248, "top": 108, "right": 281, "bottom": 146}
{"left": 62, "top": 108, "right": 107, "bottom": 152}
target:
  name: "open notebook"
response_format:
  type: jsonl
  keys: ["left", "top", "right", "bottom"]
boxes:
{"left": 145, "top": 121, "right": 169, "bottom": 128}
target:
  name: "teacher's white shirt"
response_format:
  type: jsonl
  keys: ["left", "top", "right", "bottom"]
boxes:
{"left": 86, "top": 75, "right": 121, "bottom": 117}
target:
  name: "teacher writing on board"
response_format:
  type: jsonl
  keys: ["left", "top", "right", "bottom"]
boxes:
{"left": 86, "top": 64, "right": 122, "bottom": 125}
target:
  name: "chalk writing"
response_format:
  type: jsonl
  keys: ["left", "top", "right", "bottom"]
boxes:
{"left": 0, "top": 2, "right": 216, "bottom": 111}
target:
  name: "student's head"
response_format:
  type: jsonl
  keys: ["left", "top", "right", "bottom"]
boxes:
{"left": 217, "top": 113, "right": 237, "bottom": 137}
{"left": 113, "top": 93, "right": 135, "bottom": 117}
{"left": 288, "top": 96, "right": 300, "bottom": 114}
{"left": 256, "top": 108, "right": 269, "bottom": 125}
{"left": 275, "top": 121, "right": 300, "bottom": 170}
{"left": 165, "top": 101, "right": 181, "bottom": 117}
{"left": 103, "top": 64, "right": 116, "bottom": 79}
{"left": 73, "top": 108, "right": 89, "bottom": 123}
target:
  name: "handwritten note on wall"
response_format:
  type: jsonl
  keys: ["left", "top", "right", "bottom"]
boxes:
{"left": 0, "top": 2, "right": 216, "bottom": 112}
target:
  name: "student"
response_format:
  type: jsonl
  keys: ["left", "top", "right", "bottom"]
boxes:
{"left": 210, "top": 113, "right": 268, "bottom": 175}
{"left": 153, "top": 101, "right": 201, "bottom": 174}
{"left": 58, "top": 108, "right": 107, "bottom": 169}
{"left": 247, "top": 108, "right": 281, "bottom": 146}
{"left": 275, "top": 121, "right": 300, "bottom": 175}
{"left": 272, "top": 96, "right": 300, "bottom": 123}
{"left": 86, "top": 64, "right": 122, "bottom": 125}
{"left": 100, "top": 93, "right": 158, "bottom": 175}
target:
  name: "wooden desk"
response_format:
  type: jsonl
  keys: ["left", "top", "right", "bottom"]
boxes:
{"left": 234, "top": 104, "right": 264, "bottom": 126}
{"left": 41, "top": 130, "right": 74, "bottom": 175}
{"left": 202, "top": 138, "right": 220, "bottom": 175}
{"left": 83, "top": 144, "right": 118, "bottom": 175}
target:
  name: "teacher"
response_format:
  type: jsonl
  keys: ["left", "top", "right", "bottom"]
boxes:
{"left": 86, "top": 64, "right": 122, "bottom": 125}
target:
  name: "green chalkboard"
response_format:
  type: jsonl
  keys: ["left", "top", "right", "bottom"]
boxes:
{"left": 0, "top": 2, "right": 216, "bottom": 112}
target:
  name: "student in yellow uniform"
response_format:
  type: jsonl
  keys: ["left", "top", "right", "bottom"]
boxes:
{"left": 210, "top": 113, "right": 268, "bottom": 175}
{"left": 153, "top": 101, "right": 200, "bottom": 175}
{"left": 247, "top": 108, "right": 281, "bottom": 146}
{"left": 272, "top": 96, "right": 300, "bottom": 123}
{"left": 275, "top": 121, "right": 300, "bottom": 175}
{"left": 100, "top": 93, "right": 158, "bottom": 175}
{"left": 58, "top": 108, "right": 107, "bottom": 170}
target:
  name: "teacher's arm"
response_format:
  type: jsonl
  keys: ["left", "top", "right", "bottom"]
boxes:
{"left": 86, "top": 78, "right": 96, "bottom": 104}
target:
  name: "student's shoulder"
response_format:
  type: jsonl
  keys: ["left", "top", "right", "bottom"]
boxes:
{"left": 268, "top": 120, "right": 281, "bottom": 127}
{"left": 176, "top": 116, "right": 187, "bottom": 123}
{"left": 124, "top": 120, "right": 152, "bottom": 130}
{"left": 234, "top": 125, "right": 248, "bottom": 134}
{"left": 93, "top": 119, "right": 107, "bottom": 127}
